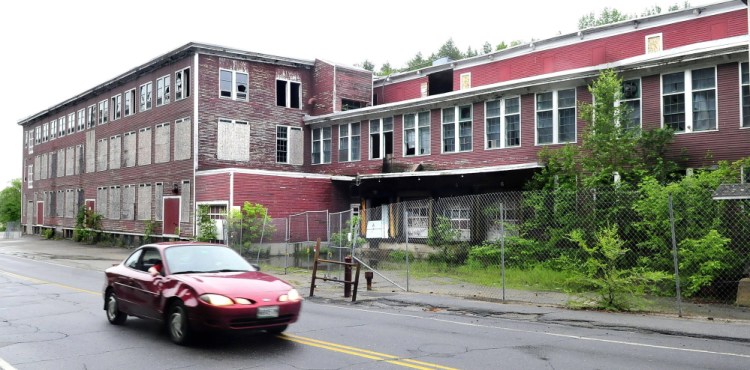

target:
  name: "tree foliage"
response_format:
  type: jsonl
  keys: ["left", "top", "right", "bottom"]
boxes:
{"left": 0, "top": 179, "right": 21, "bottom": 223}
{"left": 196, "top": 205, "right": 218, "bottom": 242}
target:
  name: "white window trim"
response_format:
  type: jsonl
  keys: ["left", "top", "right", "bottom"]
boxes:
{"left": 156, "top": 74, "right": 171, "bottom": 107}
{"left": 124, "top": 88, "right": 136, "bottom": 117}
{"left": 534, "top": 88, "right": 578, "bottom": 145}
{"left": 98, "top": 99, "right": 109, "bottom": 125}
{"left": 276, "top": 79, "right": 301, "bottom": 108}
{"left": 485, "top": 97, "right": 522, "bottom": 150}
{"left": 139, "top": 82, "right": 153, "bottom": 112}
{"left": 660, "top": 67, "right": 718, "bottom": 134}
{"left": 339, "top": 122, "right": 361, "bottom": 162}
{"left": 175, "top": 67, "right": 190, "bottom": 101}
{"left": 402, "top": 112, "right": 431, "bottom": 157}
{"left": 645, "top": 33, "right": 663, "bottom": 54}
{"left": 740, "top": 62, "right": 749, "bottom": 129}
{"left": 441, "top": 105, "right": 473, "bottom": 153}
{"left": 616, "top": 78, "right": 642, "bottom": 130}
{"left": 67, "top": 113, "right": 75, "bottom": 134}
{"left": 50, "top": 119, "right": 57, "bottom": 140}
{"left": 219, "top": 69, "right": 249, "bottom": 101}
{"left": 311, "top": 126, "right": 331, "bottom": 165}
{"left": 77, "top": 109, "right": 85, "bottom": 131}
{"left": 58, "top": 116, "right": 66, "bottom": 138}
{"left": 111, "top": 94, "right": 122, "bottom": 121}
{"left": 369, "top": 117, "right": 394, "bottom": 160}
{"left": 87, "top": 104, "right": 96, "bottom": 128}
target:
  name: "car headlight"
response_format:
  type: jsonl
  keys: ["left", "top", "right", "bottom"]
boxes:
{"left": 278, "top": 288, "right": 302, "bottom": 302}
{"left": 199, "top": 294, "right": 234, "bottom": 306}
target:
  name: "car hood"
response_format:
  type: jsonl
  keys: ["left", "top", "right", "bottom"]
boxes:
{"left": 170, "top": 271, "right": 294, "bottom": 296}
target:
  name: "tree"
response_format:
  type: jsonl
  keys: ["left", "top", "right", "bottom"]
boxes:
{"left": 378, "top": 62, "right": 396, "bottom": 76}
{"left": 196, "top": 205, "right": 218, "bottom": 242}
{"left": 482, "top": 41, "right": 493, "bottom": 54}
{"left": 578, "top": 7, "right": 631, "bottom": 30}
{"left": 0, "top": 179, "right": 21, "bottom": 224}
{"left": 496, "top": 41, "right": 508, "bottom": 51}
{"left": 465, "top": 46, "right": 478, "bottom": 58}
{"left": 358, "top": 60, "right": 375, "bottom": 71}
{"left": 405, "top": 52, "right": 429, "bottom": 71}
{"left": 435, "top": 38, "right": 463, "bottom": 61}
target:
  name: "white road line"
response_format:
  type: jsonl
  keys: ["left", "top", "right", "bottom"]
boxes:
{"left": 0, "top": 356, "right": 18, "bottom": 370}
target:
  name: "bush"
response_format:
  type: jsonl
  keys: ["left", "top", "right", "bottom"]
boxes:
{"left": 42, "top": 228, "right": 55, "bottom": 239}
{"left": 388, "top": 249, "right": 415, "bottom": 262}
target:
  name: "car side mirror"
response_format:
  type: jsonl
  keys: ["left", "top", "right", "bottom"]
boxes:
{"left": 251, "top": 264, "right": 260, "bottom": 271}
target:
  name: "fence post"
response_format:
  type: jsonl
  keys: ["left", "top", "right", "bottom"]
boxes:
{"left": 306, "top": 212, "right": 310, "bottom": 242}
{"left": 500, "top": 202, "right": 506, "bottom": 302}
{"left": 405, "top": 206, "right": 410, "bottom": 292}
{"left": 669, "top": 193, "right": 683, "bottom": 317}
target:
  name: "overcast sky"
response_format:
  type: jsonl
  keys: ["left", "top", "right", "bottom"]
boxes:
{"left": 0, "top": 0, "right": 718, "bottom": 189}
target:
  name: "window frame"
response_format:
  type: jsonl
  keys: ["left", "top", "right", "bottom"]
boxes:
{"left": 111, "top": 94, "right": 122, "bottom": 121}
{"left": 156, "top": 74, "right": 171, "bottom": 107}
{"left": 741, "top": 62, "right": 749, "bottom": 129}
{"left": 276, "top": 125, "right": 290, "bottom": 164}
{"left": 403, "top": 112, "right": 431, "bottom": 157}
{"left": 485, "top": 97, "right": 521, "bottom": 150}
{"left": 219, "top": 69, "right": 249, "bottom": 101}
{"left": 87, "top": 104, "right": 96, "bottom": 129}
{"left": 338, "top": 122, "right": 361, "bottom": 162}
{"left": 124, "top": 88, "right": 136, "bottom": 117}
{"left": 618, "top": 78, "right": 642, "bottom": 131}
{"left": 276, "top": 79, "right": 301, "bottom": 109}
{"left": 175, "top": 67, "right": 190, "bottom": 101}
{"left": 139, "top": 82, "right": 153, "bottom": 112}
{"left": 660, "top": 66, "right": 718, "bottom": 133}
{"left": 535, "top": 88, "right": 577, "bottom": 145}
{"left": 98, "top": 99, "right": 109, "bottom": 125}
{"left": 50, "top": 119, "right": 57, "bottom": 140}
{"left": 77, "top": 109, "right": 85, "bottom": 131}
{"left": 67, "top": 113, "right": 75, "bottom": 134}
{"left": 369, "top": 117, "right": 394, "bottom": 160}
{"left": 311, "top": 126, "right": 332, "bottom": 165}
{"left": 441, "top": 105, "right": 473, "bottom": 153}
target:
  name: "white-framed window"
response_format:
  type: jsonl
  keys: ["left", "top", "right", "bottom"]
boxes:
{"left": 98, "top": 99, "right": 109, "bottom": 125}
{"left": 43, "top": 122, "right": 49, "bottom": 142}
{"left": 486, "top": 97, "right": 521, "bottom": 149}
{"left": 442, "top": 105, "right": 472, "bottom": 153}
{"left": 276, "top": 79, "right": 301, "bottom": 108}
{"left": 536, "top": 88, "right": 576, "bottom": 145}
{"left": 50, "top": 120, "right": 57, "bottom": 140}
{"left": 67, "top": 113, "right": 75, "bottom": 134}
{"left": 741, "top": 62, "right": 749, "bottom": 128}
{"left": 662, "top": 67, "right": 716, "bottom": 133}
{"left": 58, "top": 116, "right": 66, "bottom": 137}
{"left": 311, "top": 126, "right": 331, "bottom": 164}
{"left": 219, "top": 69, "right": 248, "bottom": 101}
{"left": 404, "top": 112, "right": 430, "bottom": 156}
{"left": 124, "top": 88, "right": 136, "bottom": 116}
{"left": 619, "top": 79, "right": 641, "bottom": 131}
{"left": 370, "top": 117, "right": 393, "bottom": 159}
{"left": 35, "top": 126, "right": 41, "bottom": 144}
{"left": 339, "top": 122, "right": 361, "bottom": 162}
{"left": 139, "top": 82, "right": 153, "bottom": 112}
{"left": 156, "top": 75, "right": 171, "bottom": 106}
{"left": 87, "top": 104, "right": 96, "bottom": 128}
{"left": 406, "top": 205, "right": 429, "bottom": 238}
{"left": 27, "top": 131, "right": 33, "bottom": 154}
{"left": 275, "top": 125, "right": 302, "bottom": 165}
{"left": 445, "top": 204, "right": 471, "bottom": 241}
{"left": 175, "top": 68, "right": 190, "bottom": 101}
{"left": 111, "top": 94, "right": 122, "bottom": 121}
{"left": 27, "top": 164, "right": 33, "bottom": 189}
{"left": 77, "top": 109, "right": 85, "bottom": 131}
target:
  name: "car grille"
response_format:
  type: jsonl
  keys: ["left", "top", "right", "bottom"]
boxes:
{"left": 229, "top": 315, "right": 295, "bottom": 328}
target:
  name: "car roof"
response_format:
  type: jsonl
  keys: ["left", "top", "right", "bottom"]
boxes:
{"left": 138, "top": 241, "right": 226, "bottom": 251}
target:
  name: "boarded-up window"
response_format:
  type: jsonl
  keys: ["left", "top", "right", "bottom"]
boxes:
{"left": 76, "top": 145, "right": 84, "bottom": 175}
{"left": 97, "top": 138, "right": 108, "bottom": 171}
{"left": 66, "top": 147, "right": 75, "bottom": 176}
{"left": 110, "top": 135, "right": 121, "bottom": 169}
{"left": 155, "top": 182, "right": 163, "bottom": 221}
{"left": 56, "top": 190, "right": 64, "bottom": 218}
{"left": 137, "top": 183, "right": 152, "bottom": 220}
{"left": 123, "top": 131, "right": 136, "bottom": 167}
{"left": 122, "top": 185, "right": 135, "bottom": 220}
{"left": 155, "top": 123, "right": 170, "bottom": 163}
{"left": 138, "top": 127, "right": 152, "bottom": 166}
{"left": 96, "top": 187, "right": 108, "bottom": 218}
{"left": 181, "top": 180, "right": 191, "bottom": 223}
{"left": 217, "top": 119, "right": 250, "bottom": 161}
{"left": 26, "top": 200, "right": 34, "bottom": 228}
{"left": 290, "top": 127, "right": 303, "bottom": 165}
{"left": 109, "top": 186, "right": 121, "bottom": 220}
{"left": 174, "top": 118, "right": 191, "bottom": 161}
{"left": 40, "top": 154, "right": 47, "bottom": 180}
{"left": 57, "top": 149, "right": 65, "bottom": 178}
{"left": 86, "top": 131, "right": 96, "bottom": 173}
{"left": 50, "top": 152, "right": 57, "bottom": 179}
{"left": 34, "top": 156, "right": 40, "bottom": 181}
{"left": 65, "top": 189, "right": 75, "bottom": 218}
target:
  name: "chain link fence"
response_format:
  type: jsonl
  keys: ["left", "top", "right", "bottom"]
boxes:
{"left": 228, "top": 189, "right": 750, "bottom": 315}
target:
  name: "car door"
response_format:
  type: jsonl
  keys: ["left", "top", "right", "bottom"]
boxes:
{"left": 127, "top": 247, "right": 165, "bottom": 320}
{"left": 111, "top": 249, "right": 143, "bottom": 313}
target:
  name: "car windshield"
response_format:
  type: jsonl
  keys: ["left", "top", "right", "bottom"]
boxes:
{"left": 164, "top": 245, "right": 255, "bottom": 274}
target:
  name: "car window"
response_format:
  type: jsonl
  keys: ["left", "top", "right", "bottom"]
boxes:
{"left": 165, "top": 245, "right": 254, "bottom": 274}
{"left": 140, "top": 248, "right": 162, "bottom": 272}
{"left": 124, "top": 250, "right": 143, "bottom": 270}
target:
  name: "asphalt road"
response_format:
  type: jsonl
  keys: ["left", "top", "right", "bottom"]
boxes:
{"left": 1, "top": 253, "right": 750, "bottom": 370}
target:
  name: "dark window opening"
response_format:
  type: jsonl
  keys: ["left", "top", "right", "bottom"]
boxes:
{"left": 342, "top": 99, "right": 364, "bottom": 111}
{"left": 276, "top": 80, "right": 286, "bottom": 106}
{"left": 428, "top": 70, "right": 453, "bottom": 96}
{"left": 277, "top": 80, "right": 301, "bottom": 108}
{"left": 373, "top": 93, "right": 379, "bottom": 106}
{"left": 384, "top": 132, "right": 393, "bottom": 156}
{"left": 290, "top": 82, "right": 300, "bottom": 108}
{"left": 371, "top": 133, "right": 381, "bottom": 159}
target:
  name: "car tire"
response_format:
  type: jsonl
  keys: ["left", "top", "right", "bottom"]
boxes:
{"left": 105, "top": 291, "right": 127, "bottom": 325}
{"left": 168, "top": 301, "right": 192, "bottom": 345}
{"left": 265, "top": 325, "right": 288, "bottom": 335}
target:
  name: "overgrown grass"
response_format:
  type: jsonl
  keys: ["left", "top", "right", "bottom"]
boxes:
{"left": 406, "top": 260, "right": 573, "bottom": 292}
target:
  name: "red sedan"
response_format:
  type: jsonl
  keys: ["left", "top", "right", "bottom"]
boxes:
{"left": 103, "top": 242, "right": 302, "bottom": 344}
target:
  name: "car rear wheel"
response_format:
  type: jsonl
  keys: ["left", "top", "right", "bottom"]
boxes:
{"left": 265, "top": 325, "right": 288, "bottom": 335}
{"left": 105, "top": 291, "right": 127, "bottom": 325}
{"left": 168, "top": 301, "right": 192, "bottom": 345}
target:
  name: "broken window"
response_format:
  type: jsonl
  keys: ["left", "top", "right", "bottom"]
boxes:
{"left": 220, "top": 69, "right": 249, "bottom": 101}
{"left": 67, "top": 113, "right": 75, "bottom": 134}
{"left": 276, "top": 80, "right": 301, "bottom": 108}
{"left": 77, "top": 108, "right": 85, "bottom": 131}
{"left": 156, "top": 75, "right": 171, "bottom": 106}
{"left": 124, "top": 89, "right": 136, "bottom": 117}
{"left": 369, "top": 117, "right": 393, "bottom": 160}
{"left": 341, "top": 99, "right": 365, "bottom": 111}
{"left": 140, "top": 82, "right": 153, "bottom": 112}
{"left": 111, "top": 94, "right": 122, "bottom": 121}
{"left": 175, "top": 68, "right": 190, "bottom": 100}
{"left": 428, "top": 69, "right": 453, "bottom": 96}
{"left": 403, "top": 112, "right": 430, "bottom": 156}
{"left": 98, "top": 99, "right": 108, "bottom": 125}
{"left": 87, "top": 104, "right": 96, "bottom": 128}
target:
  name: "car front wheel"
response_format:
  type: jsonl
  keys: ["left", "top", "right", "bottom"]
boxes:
{"left": 105, "top": 291, "right": 127, "bottom": 325}
{"left": 168, "top": 301, "right": 192, "bottom": 345}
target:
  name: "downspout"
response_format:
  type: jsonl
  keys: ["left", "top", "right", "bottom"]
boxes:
{"left": 192, "top": 51, "right": 200, "bottom": 238}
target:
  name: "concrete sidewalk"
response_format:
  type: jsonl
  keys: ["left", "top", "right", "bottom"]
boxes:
{"left": 1, "top": 236, "right": 749, "bottom": 343}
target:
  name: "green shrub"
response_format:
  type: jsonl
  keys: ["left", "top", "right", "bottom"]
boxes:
{"left": 42, "top": 228, "right": 55, "bottom": 239}
{"left": 679, "top": 229, "right": 731, "bottom": 297}
{"left": 388, "top": 249, "right": 415, "bottom": 262}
